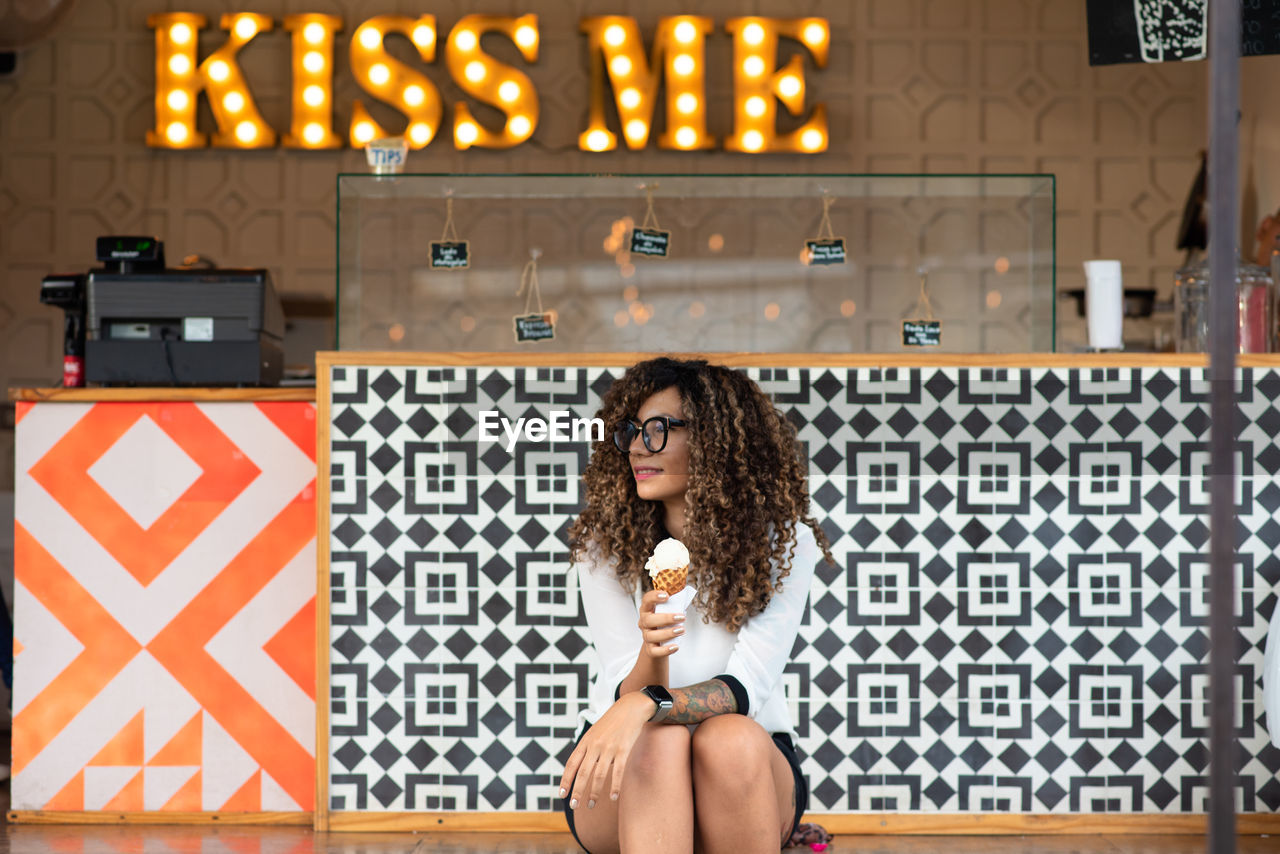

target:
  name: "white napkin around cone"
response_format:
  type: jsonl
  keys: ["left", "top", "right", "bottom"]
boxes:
{"left": 655, "top": 585, "right": 696, "bottom": 646}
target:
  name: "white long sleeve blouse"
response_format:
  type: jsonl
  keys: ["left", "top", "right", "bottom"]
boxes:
{"left": 574, "top": 524, "right": 818, "bottom": 738}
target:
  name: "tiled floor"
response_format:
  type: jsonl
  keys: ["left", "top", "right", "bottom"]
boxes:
{"left": 0, "top": 822, "right": 1275, "bottom": 854}
{"left": 0, "top": 774, "right": 1273, "bottom": 854}
{"left": 0, "top": 775, "right": 1276, "bottom": 853}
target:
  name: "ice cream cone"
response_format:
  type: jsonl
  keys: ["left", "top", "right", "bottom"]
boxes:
{"left": 651, "top": 565, "right": 688, "bottom": 596}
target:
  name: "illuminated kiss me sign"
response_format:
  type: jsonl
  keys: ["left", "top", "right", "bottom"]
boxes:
{"left": 147, "top": 13, "right": 830, "bottom": 153}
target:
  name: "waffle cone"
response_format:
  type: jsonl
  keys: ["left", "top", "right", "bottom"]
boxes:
{"left": 652, "top": 566, "right": 688, "bottom": 595}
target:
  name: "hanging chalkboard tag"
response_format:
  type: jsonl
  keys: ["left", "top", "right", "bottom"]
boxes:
{"left": 430, "top": 240, "right": 470, "bottom": 269}
{"left": 513, "top": 249, "right": 556, "bottom": 343}
{"left": 805, "top": 238, "right": 846, "bottom": 266}
{"left": 804, "top": 195, "right": 845, "bottom": 266}
{"left": 630, "top": 186, "right": 670, "bottom": 258}
{"left": 514, "top": 313, "right": 556, "bottom": 342}
{"left": 430, "top": 197, "right": 469, "bottom": 269}
{"left": 630, "top": 227, "right": 670, "bottom": 257}
{"left": 903, "top": 320, "right": 941, "bottom": 347}
{"left": 902, "top": 268, "right": 940, "bottom": 346}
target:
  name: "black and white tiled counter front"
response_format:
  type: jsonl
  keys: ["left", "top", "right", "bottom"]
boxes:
{"left": 323, "top": 362, "right": 1280, "bottom": 816}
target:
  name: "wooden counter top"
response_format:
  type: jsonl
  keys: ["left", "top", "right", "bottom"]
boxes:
{"left": 9, "top": 386, "right": 316, "bottom": 402}
{"left": 315, "top": 351, "right": 1280, "bottom": 368}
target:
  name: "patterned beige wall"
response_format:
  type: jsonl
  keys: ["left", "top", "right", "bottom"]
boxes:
{"left": 0, "top": 0, "right": 1211, "bottom": 488}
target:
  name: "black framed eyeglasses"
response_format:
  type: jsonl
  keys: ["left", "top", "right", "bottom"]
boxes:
{"left": 613, "top": 416, "right": 688, "bottom": 454}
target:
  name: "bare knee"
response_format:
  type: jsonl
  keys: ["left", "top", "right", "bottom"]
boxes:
{"left": 690, "top": 715, "right": 772, "bottom": 784}
{"left": 628, "top": 723, "right": 692, "bottom": 785}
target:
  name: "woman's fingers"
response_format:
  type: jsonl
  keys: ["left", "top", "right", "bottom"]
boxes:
{"left": 639, "top": 622, "right": 683, "bottom": 642}
{"left": 639, "top": 589, "right": 668, "bottom": 614}
{"left": 557, "top": 741, "right": 586, "bottom": 799}
{"left": 569, "top": 749, "right": 600, "bottom": 809}
{"left": 643, "top": 640, "right": 679, "bottom": 657}
{"left": 638, "top": 611, "right": 684, "bottom": 630}
{"left": 584, "top": 752, "right": 611, "bottom": 809}
{"left": 609, "top": 746, "right": 630, "bottom": 802}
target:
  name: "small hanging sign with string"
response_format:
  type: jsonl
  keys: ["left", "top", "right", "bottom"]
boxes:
{"left": 513, "top": 249, "right": 556, "bottom": 343}
{"left": 630, "top": 187, "right": 671, "bottom": 258}
{"left": 903, "top": 268, "right": 942, "bottom": 346}
{"left": 804, "top": 195, "right": 846, "bottom": 266}
{"left": 430, "top": 197, "right": 469, "bottom": 269}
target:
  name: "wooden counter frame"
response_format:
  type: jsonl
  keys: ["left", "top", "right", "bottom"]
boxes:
{"left": 312, "top": 352, "right": 1280, "bottom": 834}
{"left": 8, "top": 387, "right": 316, "bottom": 402}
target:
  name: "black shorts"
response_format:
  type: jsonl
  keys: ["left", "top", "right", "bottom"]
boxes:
{"left": 560, "top": 720, "right": 809, "bottom": 854}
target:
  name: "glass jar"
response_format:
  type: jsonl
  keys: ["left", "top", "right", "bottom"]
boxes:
{"left": 1174, "top": 258, "right": 1275, "bottom": 353}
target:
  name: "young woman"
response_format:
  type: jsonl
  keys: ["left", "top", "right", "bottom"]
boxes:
{"left": 559, "top": 357, "right": 834, "bottom": 854}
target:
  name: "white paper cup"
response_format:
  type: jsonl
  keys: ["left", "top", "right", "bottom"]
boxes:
{"left": 365, "top": 136, "right": 408, "bottom": 175}
{"left": 1083, "top": 260, "right": 1124, "bottom": 350}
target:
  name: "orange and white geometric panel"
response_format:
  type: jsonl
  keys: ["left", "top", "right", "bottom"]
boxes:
{"left": 13, "top": 401, "right": 318, "bottom": 812}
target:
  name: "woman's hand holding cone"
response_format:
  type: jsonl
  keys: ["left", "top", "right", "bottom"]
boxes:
{"left": 639, "top": 589, "right": 684, "bottom": 657}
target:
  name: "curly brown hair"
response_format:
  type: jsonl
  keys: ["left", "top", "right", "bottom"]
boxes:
{"left": 568, "top": 357, "right": 834, "bottom": 632}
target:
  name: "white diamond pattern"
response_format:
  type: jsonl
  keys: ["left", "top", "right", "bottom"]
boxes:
{"left": 87, "top": 415, "right": 203, "bottom": 529}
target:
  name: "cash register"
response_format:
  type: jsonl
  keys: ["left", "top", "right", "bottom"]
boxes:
{"left": 42, "top": 236, "right": 285, "bottom": 386}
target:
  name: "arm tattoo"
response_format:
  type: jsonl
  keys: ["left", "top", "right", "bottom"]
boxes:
{"left": 662, "top": 678, "right": 739, "bottom": 724}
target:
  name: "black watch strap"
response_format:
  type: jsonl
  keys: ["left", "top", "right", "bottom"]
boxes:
{"left": 640, "top": 684, "right": 674, "bottom": 722}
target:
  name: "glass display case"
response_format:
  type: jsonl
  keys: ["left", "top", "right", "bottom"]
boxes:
{"left": 336, "top": 173, "right": 1056, "bottom": 352}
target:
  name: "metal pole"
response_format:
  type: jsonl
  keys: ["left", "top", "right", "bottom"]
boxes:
{"left": 1206, "top": 1, "right": 1238, "bottom": 853}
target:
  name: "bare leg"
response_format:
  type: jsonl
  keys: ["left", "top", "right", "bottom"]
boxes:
{"left": 690, "top": 716, "right": 795, "bottom": 854}
{"left": 571, "top": 723, "right": 694, "bottom": 854}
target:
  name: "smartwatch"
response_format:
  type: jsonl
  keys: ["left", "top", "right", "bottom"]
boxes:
{"left": 639, "top": 684, "right": 674, "bottom": 722}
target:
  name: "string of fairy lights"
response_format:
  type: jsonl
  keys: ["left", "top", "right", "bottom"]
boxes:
{"left": 146, "top": 13, "right": 830, "bottom": 153}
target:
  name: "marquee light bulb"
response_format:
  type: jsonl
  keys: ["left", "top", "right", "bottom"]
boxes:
{"left": 166, "top": 122, "right": 188, "bottom": 143}
{"left": 304, "top": 22, "right": 325, "bottom": 44}
{"left": 801, "top": 128, "right": 825, "bottom": 151}
{"left": 169, "top": 54, "right": 191, "bottom": 75}
{"left": 515, "top": 25, "right": 537, "bottom": 48}
{"left": 803, "top": 22, "right": 828, "bottom": 46}
{"left": 167, "top": 89, "right": 188, "bottom": 110}
{"left": 412, "top": 24, "right": 435, "bottom": 48}
{"left": 354, "top": 121, "right": 375, "bottom": 144}
{"left": 303, "top": 122, "right": 324, "bottom": 144}
{"left": 223, "top": 91, "right": 245, "bottom": 113}
{"left": 170, "top": 23, "right": 192, "bottom": 44}
{"left": 404, "top": 84, "right": 425, "bottom": 106}
{"left": 303, "top": 85, "right": 324, "bottom": 106}
{"left": 674, "top": 21, "right": 697, "bottom": 44}
{"left": 778, "top": 75, "right": 801, "bottom": 97}
{"left": 743, "top": 22, "right": 765, "bottom": 46}
{"left": 302, "top": 51, "right": 324, "bottom": 73}
{"left": 499, "top": 81, "right": 521, "bottom": 103}
{"left": 234, "top": 17, "right": 257, "bottom": 40}
{"left": 509, "top": 115, "right": 532, "bottom": 136}
{"left": 369, "top": 63, "right": 390, "bottom": 85}
{"left": 743, "top": 56, "right": 765, "bottom": 77}
{"left": 742, "top": 129, "right": 764, "bottom": 151}
{"left": 745, "top": 96, "right": 766, "bottom": 117}
{"left": 673, "top": 54, "right": 695, "bottom": 76}
{"left": 465, "top": 61, "right": 486, "bottom": 82}
{"left": 586, "top": 129, "right": 610, "bottom": 151}
{"left": 625, "top": 119, "right": 647, "bottom": 141}
{"left": 409, "top": 122, "right": 431, "bottom": 144}
{"left": 604, "top": 24, "right": 626, "bottom": 46}
{"left": 610, "top": 55, "right": 632, "bottom": 76}
{"left": 359, "top": 27, "right": 381, "bottom": 49}
{"left": 457, "top": 121, "right": 479, "bottom": 145}
{"left": 454, "top": 29, "right": 477, "bottom": 51}
{"left": 235, "top": 121, "right": 257, "bottom": 143}
{"left": 620, "top": 87, "right": 641, "bottom": 109}
{"left": 675, "top": 126, "right": 697, "bottom": 148}
{"left": 676, "top": 93, "right": 697, "bottom": 114}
